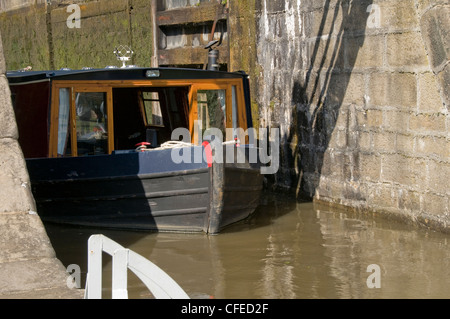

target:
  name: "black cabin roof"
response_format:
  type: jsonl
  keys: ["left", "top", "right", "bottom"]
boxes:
{"left": 6, "top": 67, "right": 248, "bottom": 84}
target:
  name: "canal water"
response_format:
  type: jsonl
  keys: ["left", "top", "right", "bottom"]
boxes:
{"left": 44, "top": 192, "right": 450, "bottom": 299}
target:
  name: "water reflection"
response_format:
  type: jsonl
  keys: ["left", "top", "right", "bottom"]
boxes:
{"left": 44, "top": 193, "right": 450, "bottom": 299}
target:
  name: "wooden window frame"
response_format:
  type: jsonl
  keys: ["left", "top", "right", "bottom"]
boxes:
{"left": 189, "top": 80, "right": 247, "bottom": 144}
{"left": 138, "top": 89, "right": 166, "bottom": 128}
{"left": 49, "top": 84, "right": 113, "bottom": 157}
{"left": 49, "top": 78, "right": 247, "bottom": 156}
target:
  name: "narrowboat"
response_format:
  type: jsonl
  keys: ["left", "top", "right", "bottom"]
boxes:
{"left": 7, "top": 66, "right": 264, "bottom": 234}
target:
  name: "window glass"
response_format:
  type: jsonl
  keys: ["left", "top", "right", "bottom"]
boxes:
{"left": 75, "top": 92, "right": 108, "bottom": 156}
{"left": 197, "top": 89, "right": 226, "bottom": 138}
{"left": 231, "top": 85, "right": 238, "bottom": 138}
{"left": 57, "top": 88, "right": 71, "bottom": 156}
{"left": 141, "top": 91, "right": 163, "bottom": 126}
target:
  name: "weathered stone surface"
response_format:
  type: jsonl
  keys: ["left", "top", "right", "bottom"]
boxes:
{"left": 0, "top": 75, "right": 18, "bottom": 139}
{"left": 0, "top": 138, "right": 35, "bottom": 213}
{"left": 381, "top": 0, "right": 419, "bottom": 31}
{"left": 386, "top": 32, "right": 429, "bottom": 68}
{"left": 0, "top": 212, "right": 55, "bottom": 263}
{"left": 417, "top": 2, "right": 450, "bottom": 110}
{"left": 382, "top": 110, "right": 410, "bottom": 133}
{"left": 418, "top": 72, "right": 446, "bottom": 112}
{"left": 0, "top": 4, "right": 48, "bottom": 70}
{"left": 409, "top": 113, "right": 447, "bottom": 134}
{"left": 427, "top": 160, "right": 450, "bottom": 195}
{"left": 419, "top": 5, "right": 450, "bottom": 73}
{"left": 0, "top": 33, "right": 5, "bottom": 73}
{"left": 437, "top": 64, "right": 450, "bottom": 108}
{"left": 347, "top": 35, "right": 384, "bottom": 69}
{"left": 0, "top": 258, "right": 83, "bottom": 298}
{"left": 368, "top": 72, "right": 417, "bottom": 108}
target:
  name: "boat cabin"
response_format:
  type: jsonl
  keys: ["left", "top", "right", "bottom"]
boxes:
{"left": 7, "top": 67, "right": 253, "bottom": 159}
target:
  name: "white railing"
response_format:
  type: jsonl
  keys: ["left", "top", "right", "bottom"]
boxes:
{"left": 84, "top": 234, "right": 190, "bottom": 299}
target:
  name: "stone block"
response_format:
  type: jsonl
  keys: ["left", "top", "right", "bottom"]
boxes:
{"left": 387, "top": 32, "right": 429, "bottom": 68}
{"left": 345, "top": 35, "right": 384, "bottom": 69}
{"left": 344, "top": 0, "right": 377, "bottom": 32}
{"left": 321, "top": 176, "right": 346, "bottom": 200}
{"left": 435, "top": 6, "right": 450, "bottom": 58}
{"left": 418, "top": 72, "right": 445, "bottom": 112}
{"left": 369, "top": 184, "right": 397, "bottom": 209}
{"left": 0, "top": 212, "right": 55, "bottom": 263}
{"left": 359, "top": 153, "right": 381, "bottom": 182}
{"left": 415, "top": 136, "right": 449, "bottom": 160}
{"left": 302, "top": 0, "right": 343, "bottom": 13}
{"left": 327, "top": 72, "right": 365, "bottom": 105}
{"left": 427, "top": 160, "right": 449, "bottom": 195}
{"left": 0, "top": 76, "right": 18, "bottom": 139}
{"left": 397, "top": 189, "right": 421, "bottom": 212}
{"left": 368, "top": 72, "right": 417, "bottom": 108}
{"left": 327, "top": 128, "right": 346, "bottom": 149}
{"left": 373, "top": 131, "right": 396, "bottom": 153}
{"left": 381, "top": 154, "right": 426, "bottom": 188}
{"left": 421, "top": 193, "right": 448, "bottom": 217}
{"left": 0, "top": 33, "right": 6, "bottom": 74}
{"left": 381, "top": 0, "right": 419, "bottom": 31}
{"left": 409, "top": 113, "right": 446, "bottom": 133}
{"left": 51, "top": 0, "right": 128, "bottom": 23}
{"left": 437, "top": 64, "right": 450, "bottom": 108}
{"left": 264, "top": 0, "right": 288, "bottom": 14}
{"left": 383, "top": 110, "right": 410, "bottom": 133}
{"left": 357, "top": 109, "right": 383, "bottom": 129}
{"left": 306, "top": 4, "right": 343, "bottom": 38}
{"left": 415, "top": 0, "right": 449, "bottom": 16}
{"left": 0, "top": 138, "right": 36, "bottom": 213}
{"left": 395, "top": 133, "right": 415, "bottom": 154}
{"left": 419, "top": 6, "right": 450, "bottom": 73}
{"left": 0, "top": 258, "right": 68, "bottom": 295}
{"left": 321, "top": 149, "right": 345, "bottom": 180}
{"left": 308, "top": 37, "right": 345, "bottom": 70}
{"left": 343, "top": 151, "right": 361, "bottom": 181}
{"left": 359, "top": 131, "right": 372, "bottom": 151}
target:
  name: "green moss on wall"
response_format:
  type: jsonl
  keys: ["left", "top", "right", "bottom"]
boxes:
{"left": 0, "top": 5, "right": 50, "bottom": 70}
{"left": 0, "top": 0, "right": 154, "bottom": 71}
{"left": 228, "top": 0, "right": 261, "bottom": 129}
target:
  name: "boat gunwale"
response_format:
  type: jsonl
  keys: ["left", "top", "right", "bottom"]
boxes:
{"left": 27, "top": 166, "right": 211, "bottom": 184}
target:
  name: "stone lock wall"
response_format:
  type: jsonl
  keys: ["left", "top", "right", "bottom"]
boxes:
{"left": 0, "top": 0, "right": 448, "bottom": 233}
{"left": 229, "top": 0, "right": 449, "bottom": 232}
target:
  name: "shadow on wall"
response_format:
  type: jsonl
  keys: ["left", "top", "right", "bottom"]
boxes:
{"left": 287, "top": 0, "right": 374, "bottom": 200}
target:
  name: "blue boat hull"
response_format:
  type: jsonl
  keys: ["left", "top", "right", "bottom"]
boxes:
{"left": 26, "top": 146, "right": 263, "bottom": 234}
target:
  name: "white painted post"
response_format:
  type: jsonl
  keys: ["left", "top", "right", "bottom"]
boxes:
{"left": 86, "top": 235, "right": 103, "bottom": 299}
{"left": 112, "top": 249, "right": 129, "bottom": 299}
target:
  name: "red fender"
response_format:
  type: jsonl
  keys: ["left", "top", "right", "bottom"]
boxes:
{"left": 135, "top": 142, "right": 151, "bottom": 152}
{"left": 202, "top": 141, "right": 212, "bottom": 168}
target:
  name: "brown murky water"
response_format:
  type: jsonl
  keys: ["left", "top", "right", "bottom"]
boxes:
{"left": 45, "top": 193, "right": 450, "bottom": 299}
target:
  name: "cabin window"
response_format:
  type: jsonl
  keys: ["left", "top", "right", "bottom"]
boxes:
{"left": 231, "top": 85, "right": 238, "bottom": 139}
{"left": 57, "top": 88, "right": 71, "bottom": 156}
{"left": 197, "top": 89, "right": 226, "bottom": 138}
{"left": 75, "top": 92, "right": 108, "bottom": 156}
{"left": 166, "top": 87, "right": 189, "bottom": 130}
{"left": 140, "top": 91, "right": 164, "bottom": 127}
